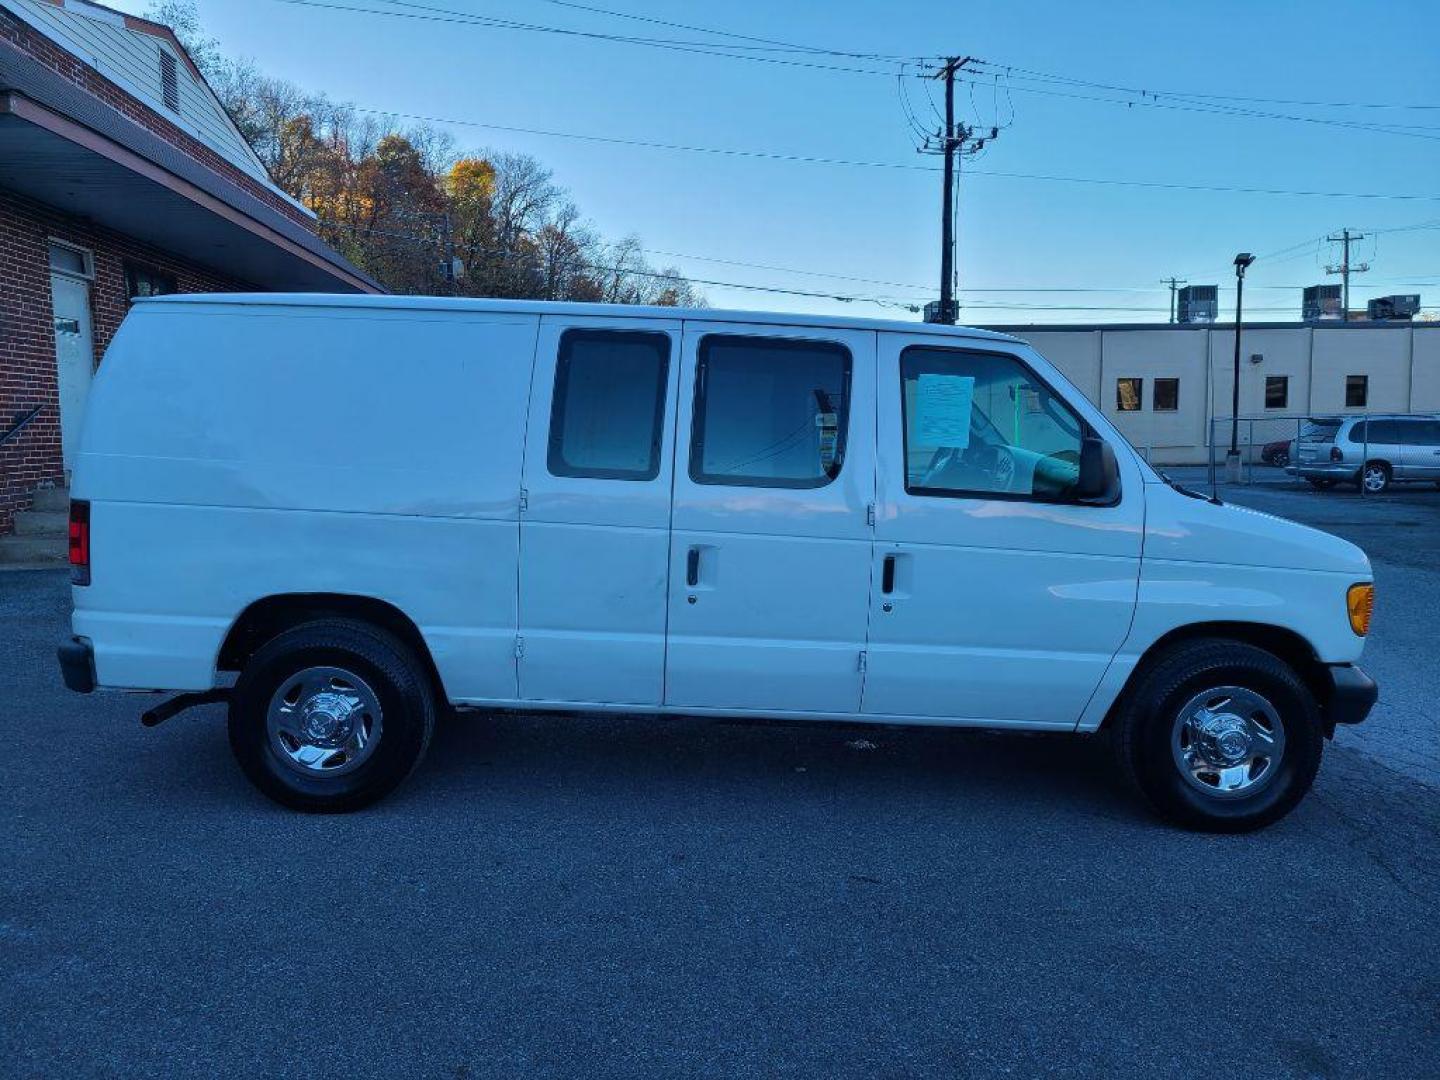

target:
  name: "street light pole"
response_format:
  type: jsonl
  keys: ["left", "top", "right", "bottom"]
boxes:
{"left": 1227, "top": 252, "right": 1255, "bottom": 481}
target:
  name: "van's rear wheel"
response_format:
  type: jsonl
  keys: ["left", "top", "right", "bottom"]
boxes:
{"left": 1111, "top": 639, "right": 1323, "bottom": 832}
{"left": 228, "top": 619, "right": 436, "bottom": 811}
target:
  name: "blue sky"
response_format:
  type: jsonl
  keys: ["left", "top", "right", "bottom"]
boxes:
{"left": 117, "top": 0, "right": 1440, "bottom": 323}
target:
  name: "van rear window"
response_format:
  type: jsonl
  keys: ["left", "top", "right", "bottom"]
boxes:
{"left": 548, "top": 330, "right": 670, "bottom": 481}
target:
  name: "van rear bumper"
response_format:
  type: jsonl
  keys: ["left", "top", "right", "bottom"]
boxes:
{"left": 1324, "top": 663, "right": 1376, "bottom": 729}
{"left": 58, "top": 637, "right": 95, "bottom": 694}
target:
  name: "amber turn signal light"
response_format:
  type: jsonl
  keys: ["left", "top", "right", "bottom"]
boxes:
{"left": 1347, "top": 583, "right": 1374, "bottom": 637}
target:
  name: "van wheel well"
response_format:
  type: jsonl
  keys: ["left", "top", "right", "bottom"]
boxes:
{"left": 1106, "top": 622, "right": 1329, "bottom": 731}
{"left": 218, "top": 594, "right": 446, "bottom": 704}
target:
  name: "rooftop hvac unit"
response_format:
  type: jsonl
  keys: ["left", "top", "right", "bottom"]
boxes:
{"left": 1303, "top": 284, "right": 1343, "bottom": 321}
{"left": 1177, "top": 285, "right": 1217, "bottom": 323}
{"left": 1366, "top": 294, "right": 1421, "bottom": 321}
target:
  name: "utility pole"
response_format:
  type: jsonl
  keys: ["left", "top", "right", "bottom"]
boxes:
{"left": 442, "top": 211, "right": 456, "bottom": 296}
{"left": 930, "top": 56, "right": 985, "bottom": 325}
{"left": 1227, "top": 253, "right": 1255, "bottom": 481}
{"left": 1162, "top": 277, "right": 1187, "bottom": 324}
{"left": 1325, "top": 228, "right": 1369, "bottom": 322}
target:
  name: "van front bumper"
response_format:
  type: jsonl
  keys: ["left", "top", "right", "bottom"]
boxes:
{"left": 1324, "top": 663, "right": 1376, "bottom": 729}
{"left": 58, "top": 636, "right": 95, "bottom": 694}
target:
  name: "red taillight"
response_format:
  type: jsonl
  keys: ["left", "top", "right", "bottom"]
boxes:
{"left": 68, "top": 500, "right": 90, "bottom": 586}
{"left": 1330, "top": 446, "right": 1343, "bottom": 462}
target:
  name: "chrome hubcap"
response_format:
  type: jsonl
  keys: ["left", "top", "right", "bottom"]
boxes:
{"left": 1364, "top": 468, "right": 1386, "bottom": 492}
{"left": 1171, "top": 686, "right": 1285, "bottom": 799}
{"left": 267, "top": 666, "right": 382, "bottom": 776}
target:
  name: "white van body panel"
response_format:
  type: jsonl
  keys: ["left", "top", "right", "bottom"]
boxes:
{"left": 1075, "top": 481, "right": 1370, "bottom": 731}
{"left": 866, "top": 331, "right": 1145, "bottom": 726}
{"left": 70, "top": 294, "right": 1371, "bottom": 737}
{"left": 663, "top": 321, "right": 877, "bottom": 714}
{"left": 73, "top": 300, "right": 538, "bottom": 698}
{"left": 517, "top": 314, "right": 681, "bottom": 706}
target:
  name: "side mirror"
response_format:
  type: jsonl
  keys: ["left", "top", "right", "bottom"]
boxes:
{"left": 1075, "top": 436, "right": 1119, "bottom": 502}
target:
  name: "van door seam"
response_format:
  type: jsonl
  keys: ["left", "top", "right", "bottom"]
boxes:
{"left": 659, "top": 324, "right": 686, "bottom": 707}
{"left": 512, "top": 316, "right": 543, "bottom": 701}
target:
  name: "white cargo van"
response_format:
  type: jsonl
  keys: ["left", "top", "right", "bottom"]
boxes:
{"left": 58, "top": 295, "right": 1376, "bottom": 830}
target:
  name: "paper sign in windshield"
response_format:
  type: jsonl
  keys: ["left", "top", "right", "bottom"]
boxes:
{"left": 915, "top": 374, "right": 974, "bottom": 448}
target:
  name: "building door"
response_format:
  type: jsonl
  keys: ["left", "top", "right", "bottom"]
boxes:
{"left": 49, "top": 244, "right": 96, "bottom": 473}
{"left": 663, "top": 323, "right": 876, "bottom": 715}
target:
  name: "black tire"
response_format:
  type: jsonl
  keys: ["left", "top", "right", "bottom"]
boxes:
{"left": 1361, "top": 460, "right": 1391, "bottom": 493}
{"left": 1111, "top": 639, "right": 1323, "bottom": 833}
{"left": 228, "top": 618, "right": 436, "bottom": 812}
{"left": 1307, "top": 478, "right": 1336, "bottom": 490}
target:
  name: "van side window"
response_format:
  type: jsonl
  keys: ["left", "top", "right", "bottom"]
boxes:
{"left": 548, "top": 329, "right": 670, "bottom": 481}
{"left": 901, "top": 347, "right": 1084, "bottom": 500}
{"left": 689, "top": 335, "right": 850, "bottom": 488}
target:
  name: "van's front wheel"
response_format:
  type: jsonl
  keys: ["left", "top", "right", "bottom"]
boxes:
{"left": 228, "top": 619, "right": 436, "bottom": 811}
{"left": 1112, "top": 639, "right": 1323, "bottom": 832}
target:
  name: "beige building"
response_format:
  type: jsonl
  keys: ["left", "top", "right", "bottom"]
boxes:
{"left": 980, "top": 322, "right": 1440, "bottom": 465}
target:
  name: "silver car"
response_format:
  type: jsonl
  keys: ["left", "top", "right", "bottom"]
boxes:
{"left": 1288, "top": 415, "right": 1440, "bottom": 492}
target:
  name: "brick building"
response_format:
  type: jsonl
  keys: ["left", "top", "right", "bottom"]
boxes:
{"left": 0, "top": 0, "right": 379, "bottom": 540}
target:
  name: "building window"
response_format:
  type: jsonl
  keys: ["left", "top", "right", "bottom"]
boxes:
{"left": 47, "top": 241, "right": 93, "bottom": 279}
{"left": 1116, "top": 378, "right": 1142, "bottom": 412}
{"left": 124, "top": 261, "right": 178, "bottom": 303}
{"left": 1265, "top": 376, "right": 1289, "bottom": 410}
{"left": 547, "top": 330, "right": 670, "bottom": 481}
{"left": 1345, "top": 375, "right": 1368, "bottom": 408}
{"left": 690, "top": 335, "right": 850, "bottom": 488}
{"left": 159, "top": 48, "right": 179, "bottom": 113}
{"left": 1152, "top": 378, "right": 1179, "bottom": 412}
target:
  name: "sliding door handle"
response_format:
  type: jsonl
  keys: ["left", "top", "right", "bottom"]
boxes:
{"left": 686, "top": 547, "right": 701, "bottom": 587}
{"left": 881, "top": 554, "right": 896, "bottom": 595}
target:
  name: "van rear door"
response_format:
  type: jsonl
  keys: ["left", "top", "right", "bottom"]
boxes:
{"left": 516, "top": 316, "right": 681, "bottom": 705}
{"left": 663, "top": 323, "right": 877, "bottom": 714}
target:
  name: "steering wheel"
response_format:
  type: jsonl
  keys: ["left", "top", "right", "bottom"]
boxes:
{"left": 920, "top": 444, "right": 1016, "bottom": 491}
{"left": 991, "top": 446, "right": 1016, "bottom": 491}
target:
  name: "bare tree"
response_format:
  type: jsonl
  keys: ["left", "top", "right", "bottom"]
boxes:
{"left": 151, "top": 0, "right": 701, "bottom": 305}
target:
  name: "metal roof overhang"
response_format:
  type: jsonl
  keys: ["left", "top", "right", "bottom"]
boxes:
{"left": 0, "top": 91, "right": 377, "bottom": 293}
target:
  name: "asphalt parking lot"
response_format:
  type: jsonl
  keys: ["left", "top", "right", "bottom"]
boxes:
{"left": 2, "top": 482, "right": 1437, "bottom": 1079}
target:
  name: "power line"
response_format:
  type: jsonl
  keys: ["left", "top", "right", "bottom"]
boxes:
{"left": 350, "top": 106, "right": 1440, "bottom": 202}
{"left": 261, "top": 0, "right": 1440, "bottom": 169}
{"left": 267, "top": 0, "right": 908, "bottom": 76}
{"left": 323, "top": 220, "right": 1426, "bottom": 315}
{"left": 641, "top": 249, "right": 1187, "bottom": 293}
{"left": 967, "top": 65, "right": 1440, "bottom": 142}
{"left": 525, "top": 0, "right": 911, "bottom": 62}
{"left": 971, "top": 61, "right": 1440, "bottom": 117}
{"left": 647, "top": 249, "right": 1440, "bottom": 294}
{"left": 280, "top": 0, "right": 1440, "bottom": 145}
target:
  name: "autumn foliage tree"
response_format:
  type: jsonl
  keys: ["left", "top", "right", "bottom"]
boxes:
{"left": 150, "top": 1, "right": 702, "bottom": 304}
